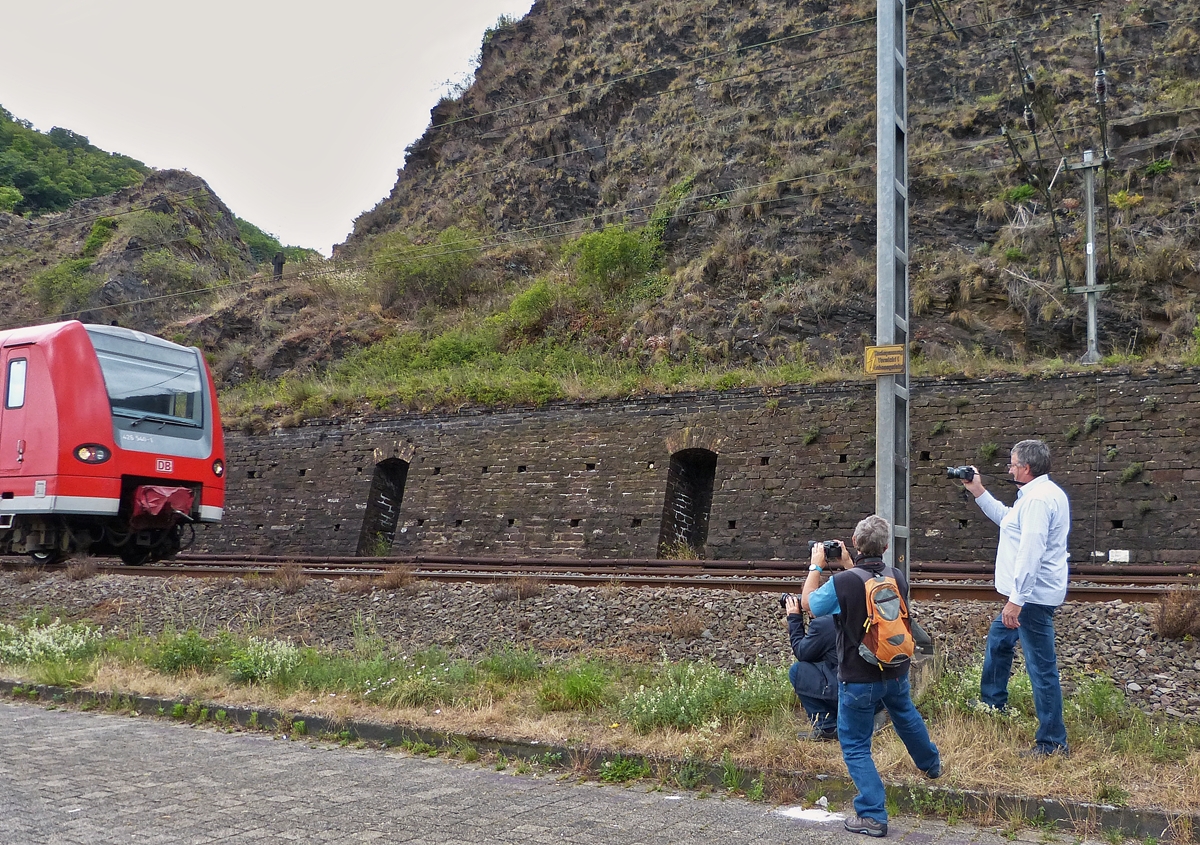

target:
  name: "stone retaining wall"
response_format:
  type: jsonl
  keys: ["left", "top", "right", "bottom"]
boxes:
{"left": 197, "top": 367, "right": 1200, "bottom": 565}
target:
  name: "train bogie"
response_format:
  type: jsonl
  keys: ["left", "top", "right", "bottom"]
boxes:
{"left": 0, "top": 321, "right": 225, "bottom": 563}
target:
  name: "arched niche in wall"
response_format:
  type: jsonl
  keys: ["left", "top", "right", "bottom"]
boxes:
{"left": 657, "top": 445, "right": 719, "bottom": 559}
{"left": 356, "top": 455, "right": 411, "bottom": 556}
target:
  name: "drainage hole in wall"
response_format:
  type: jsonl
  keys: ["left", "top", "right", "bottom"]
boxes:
{"left": 507, "top": 518, "right": 515, "bottom": 526}
{"left": 570, "top": 518, "right": 580, "bottom": 527}
{"left": 957, "top": 519, "right": 969, "bottom": 529}
{"left": 586, "top": 463, "right": 596, "bottom": 471}
{"left": 727, "top": 520, "right": 737, "bottom": 529}
{"left": 760, "top": 456, "right": 769, "bottom": 466}
{"left": 1111, "top": 519, "right": 1124, "bottom": 529}
{"left": 919, "top": 451, "right": 930, "bottom": 461}
{"left": 454, "top": 519, "right": 463, "bottom": 527}
{"left": 433, "top": 467, "right": 441, "bottom": 475}
{"left": 631, "top": 518, "right": 642, "bottom": 528}
{"left": 298, "top": 469, "right": 306, "bottom": 477}
{"left": 839, "top": 454, "right": 848, "bottom": 463}
{"left": 518, "top": 465, "right": 527, "bottom": 473}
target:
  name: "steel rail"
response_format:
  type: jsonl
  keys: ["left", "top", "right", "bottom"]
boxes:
{"left": 174, "top": 553, "right": 1199, "bottom": 577}
{"left": 2, "top": 557, "right": 1180, "bottom": 601}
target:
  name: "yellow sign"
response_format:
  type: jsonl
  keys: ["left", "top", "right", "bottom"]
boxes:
{"left": 865, "top": 344, "right": 906, "bottom": 375}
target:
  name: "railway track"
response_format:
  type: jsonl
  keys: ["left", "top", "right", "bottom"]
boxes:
{"left": 5, "top": 553, "right": 1193, "bottom": 602}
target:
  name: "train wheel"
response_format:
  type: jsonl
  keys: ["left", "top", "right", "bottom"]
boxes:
{"left": 29, "top": 550, "right": 66, "bottom": 565}
{"left": 119, "top": 546, "right": 152, "bottom": 566}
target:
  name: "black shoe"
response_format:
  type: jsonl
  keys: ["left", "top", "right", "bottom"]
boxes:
{"left": 845, "top": 815, "right": 888, "bottom": 838}
{"left": 923, "top": 762, "right": 942, "bottom": 779}
{"left": 1019, "top": 744, "right": 1068, "bottom": 759}
{"left": 797, "top": 726, "right": 838, "bottom": 741}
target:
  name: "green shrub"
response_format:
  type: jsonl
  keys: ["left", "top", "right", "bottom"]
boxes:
{"left": 424, "top": 326, "right": 500, "bottom": 367}
{"left": 122, "top": 211, "right": 178, "bottom": 246}
{"left": 0, "top": 185, "right": 23, "bottom": 213}
{"left": 1145, "top": 158, "right": 1172, "bottom": 177}
{"left": 0, "top": 619, "right": 101, "bottom": 663}
{"left": 567, "top": 225, "right": 657, "bottom": 292}
{"left": 537, "top": 660, "right": 610, "bottom": 711}
{"left": 151, "top": 630, "right": 218, "bottom": 674}
{"left": 225, "top": 637, "right": 301, "bottom": 684}
{"left": 479, "top": 644, "right": 542, "bottom": 682}
{"left": 25, "top": 258, "right": 98, "bottom": 313}
{"left": 1004, "top": 184, "right": 1036, "bottom": 203}
{"left": 369, "top": 226, "right": 478, "bottom": 309}
{"left": 0, "top": 107, "right": 149, "bottom": 214}
{"left": 81, "top": 217, "right": 119, "bottom": 257}
{"left": 599, "top": 754, "right": 650, "bottom": 783}
{"left": 729, "top": 663, "right": 792, "bottom": 717}
{"left": 1118, "top": 462, "right": 1144, "bottom": 484}
{"left": 139, "top": 248, "right": 202, "bottom": 291}
{"left": 499, "top": 278, "right": 556, "bottom": 340}
{"left": 621, "top": 660, "right": 736, "bottom": 731}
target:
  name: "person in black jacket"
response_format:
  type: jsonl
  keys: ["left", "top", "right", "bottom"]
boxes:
{"left": 801, "top": 515, "right": 941, "bottom": 839}
{"left": 784, "top": 595, "right": 839, "bottom": 740}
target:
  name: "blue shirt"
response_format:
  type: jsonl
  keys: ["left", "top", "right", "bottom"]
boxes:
{"left": 807, "top": 577, "right": 841, "bottom": 617}
{"left": 974, "top": 474, "right": 1071, "bottom": 607}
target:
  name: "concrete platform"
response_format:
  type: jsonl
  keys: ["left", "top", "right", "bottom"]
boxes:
{"left": 1, "top": 700, "right": 1085, "bottom": 845}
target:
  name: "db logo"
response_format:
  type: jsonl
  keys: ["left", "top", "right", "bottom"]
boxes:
{"left": 156, "top": 459, "right": 174, "bottom": 473}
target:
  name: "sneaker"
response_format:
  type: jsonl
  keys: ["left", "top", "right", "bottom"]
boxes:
{"left": 844, "top": 815, "right": 888, "bottom": 838}
{"left": 923, "top": 762, "right": 942, "bottom": 780}
{"left": 797, "top": 726, "right": 838, "bottom": 741}
{"left": 1019, "top": 744, "right": 1068, "bottom": 759}
{"left": 873, "top": 710, "right": 891, "bottom": 735}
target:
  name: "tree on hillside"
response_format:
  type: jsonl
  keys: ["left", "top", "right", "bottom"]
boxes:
{"left": 0, "top": 106, "right": 149, "bottom": 214}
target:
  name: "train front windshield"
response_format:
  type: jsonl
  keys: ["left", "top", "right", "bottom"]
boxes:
{"left": 88, "top": 331, "right": 204, "bottom": 427}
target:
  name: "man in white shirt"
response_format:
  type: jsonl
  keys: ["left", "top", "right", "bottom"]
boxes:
{"left": 959, "top": 439, "right": 1070, "bottom": 757}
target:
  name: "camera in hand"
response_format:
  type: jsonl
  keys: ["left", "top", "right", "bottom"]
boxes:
{"left": 808, "top": 539, "right": 841, "bottom": 560}
{"left": 946, "top": 465, "right": 975, "bottom": 481}
{"left": 778, "top": 592, "right": 800, "bottom": 609}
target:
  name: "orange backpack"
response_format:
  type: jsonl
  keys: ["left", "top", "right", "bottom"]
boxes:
{"left": 854, "top": 568, "right": 914, "bottom": 670}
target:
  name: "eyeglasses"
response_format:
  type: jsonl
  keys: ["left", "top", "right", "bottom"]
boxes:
{"left": 1007, "top": 462, "right": 1026, "bottom": 469}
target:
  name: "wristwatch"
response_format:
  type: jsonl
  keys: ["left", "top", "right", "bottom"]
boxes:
{"left": 808, "top": 564, "right": 823, "bottom": 573}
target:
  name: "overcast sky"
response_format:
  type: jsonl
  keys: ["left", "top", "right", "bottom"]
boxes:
{"left": 5, "top": 0, "right": 535, "bottom": 255}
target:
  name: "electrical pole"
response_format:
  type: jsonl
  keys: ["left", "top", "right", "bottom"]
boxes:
{"left": 1067, "top": 150, "right": 1107, "bottom": 364}
{"left": 873, "top": 0, "right": 910, "bottom": 582}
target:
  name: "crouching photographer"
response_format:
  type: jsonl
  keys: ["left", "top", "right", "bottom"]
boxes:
{"left": 782, "top": 592, "right": 840, "bottom": 740}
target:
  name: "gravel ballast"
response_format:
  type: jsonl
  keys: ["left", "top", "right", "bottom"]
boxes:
{"left": 1, "top": 572, "right": 1197, "bottom": 720}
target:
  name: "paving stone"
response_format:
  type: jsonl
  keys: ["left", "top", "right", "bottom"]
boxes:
{"left": 0, "top": 700, "right": 1134, "bottom": 845}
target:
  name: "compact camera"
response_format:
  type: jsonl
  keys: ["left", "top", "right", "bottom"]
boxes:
{"left": 946, "top": 465, "right": 975, "bottom": 481}
{"left": 808, "top": 539, "right": 842, "bottom": 560}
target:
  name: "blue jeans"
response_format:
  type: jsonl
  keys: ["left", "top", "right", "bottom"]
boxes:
{"left": 981, "top": 602, "right": 1068, "bottom": 752}
{"left": 790, "top": 662, "right": 837, "bottom": 731}
{"left": 838, "top": 675, "right": 940, "bottom": 823}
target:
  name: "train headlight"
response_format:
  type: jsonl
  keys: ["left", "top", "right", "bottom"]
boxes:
{"left": 74, "top": 444, "right": 111, "bottom": 464}
{"left": 212, "top": 459, "right": 225, "bottom": 477}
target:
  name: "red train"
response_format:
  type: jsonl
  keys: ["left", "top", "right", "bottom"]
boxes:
{"left": 0, "top": 321, "right": 225, "bottom": 564}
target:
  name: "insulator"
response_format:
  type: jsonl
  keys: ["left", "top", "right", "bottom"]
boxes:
{"left": 1023, "top": 105, "right": 1036, "bottom": 133}
{"left": 1094, "top": 70, "right": 1108, "bottom": 104}
{"left": 1096, "top": 45, "right": 1106, "bottom": 67}
{"left": 1022, "top": 71, "right": 1036, "bottom": 96}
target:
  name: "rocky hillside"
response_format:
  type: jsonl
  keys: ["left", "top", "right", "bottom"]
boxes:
{"left": 4, "top": 0, "right": 1199, "bottom": 421}
{"left": 341, "top": 0, "right": 1198, "bottom": 366}
{"left": 0, "top": 169, "right": 259, "bottom": 333}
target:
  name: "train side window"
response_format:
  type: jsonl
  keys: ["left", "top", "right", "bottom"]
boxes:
{"left": 5, "top": 359, "right": 27, "bottom": 409}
